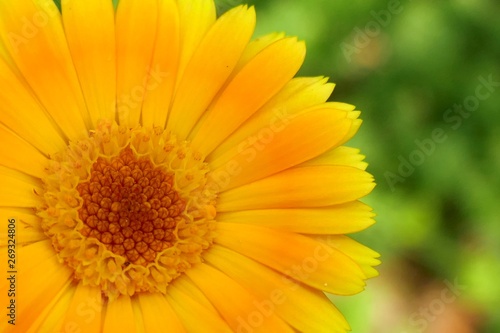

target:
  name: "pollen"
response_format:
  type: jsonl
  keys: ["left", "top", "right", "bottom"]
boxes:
{"left": 37, "top": 121, "right": 217, "bottom": 298}
{"left": 77, "top": 147, "right": 184, "bottom": 266}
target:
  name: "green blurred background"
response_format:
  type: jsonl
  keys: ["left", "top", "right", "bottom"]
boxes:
{"left": 215, "top": 0, "right": 500, "bottom": 332}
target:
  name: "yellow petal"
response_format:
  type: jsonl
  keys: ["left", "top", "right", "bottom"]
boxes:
{"left": 217, "top": 166, "right": 375, "bottom": 212}
{"left": 171, "top": 275, "right": 219, "bottom": 313}
{"left": 175, "top": 0, "right": 216, "bottom": 88}
{"left": 115, "top": 0, "right": 158, "bottom": 127}
{"left": 0, "top": 123, "right": 49, "bottom": 178}
{"left": 141, "top": 0, "right": 180, "bottom": 128}
{"left": 209, "top": 76, "right": 334, "bottom": 162}
{"left": 103, "top": 296, "right": 137, "bottom": 333}
{"left": 339, "top": 110, "right": 363, "bottom": 145}
{"left": 216, "top": 201, "right": 375, "bottom": 234}
{"left": 0, "top": 0, "right": 90, "bottom": 140}
{"left": 299, "top": 146, "right": 368, "bottom": 170}
{"left": 215, "top": 223, "right": 366, "bottom": 295}
{"left": 62, "top": 0, "right": 116, "bottom": 126}
{"left": 233, "top": 32, "right": 286, "bottom": 73}
{"left": 61, "top": 283, "right": 103, "bottom": 332}
{"left": 208, "top": 106, "right": 351, "bottom": 191}
{"left": 186, "top": 263, "right": 294, "bottom": 332}
{"left": 205, "top": 245, "right": 350, "bottom": 333}
{"left": 0, "top": 208, "right": 45, "bottom": 247}
{"left": 167, "top": 282, "right": 233, "bottom": 333}
{"left": 0, "top": 58, "right": 66, "bottom": 155}
{"left": 0, "top": 240, "right": 72, "bottom": 332}
{"left": 190, "top": 37, "right": 306, "bottom": 155}
{"left": 138, "top": 293, "right": 186, "bottom": 332}
{"left": 24, "top": 283, "right": 75, "bottom": 333}
{"left": 0, "top": 166, "right": 42, "bottom": 207}
{"left": 167, "top": 5, "right": 256, "bottom": 139}
{"left": 315, "top": 235, "right": 381, "bottom": 279}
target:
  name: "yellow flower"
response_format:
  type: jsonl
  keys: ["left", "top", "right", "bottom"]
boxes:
{"left": 0, "top": 0, "right": 379, "bottom": 332}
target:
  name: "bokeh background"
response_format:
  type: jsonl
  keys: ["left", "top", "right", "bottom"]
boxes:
{"left": 215, "top": 0, "right": 500, "bottom": 332}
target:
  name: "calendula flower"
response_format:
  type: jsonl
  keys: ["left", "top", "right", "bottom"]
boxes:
{"left": 0, "top": 0, "right": 379, "bottom": 332}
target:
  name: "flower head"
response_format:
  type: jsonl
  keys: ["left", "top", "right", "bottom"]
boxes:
{"left": 0, "top": 0, "right": 379, "bottom": 332}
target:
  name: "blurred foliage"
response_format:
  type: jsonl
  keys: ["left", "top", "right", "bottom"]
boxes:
{"left": 216, "top": 0, "right": 500, "bottom": 332}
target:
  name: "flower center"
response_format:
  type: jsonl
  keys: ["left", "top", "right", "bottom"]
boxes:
{"left": 77, "top": 147, "right": 185, "bottom": 266}
{"left": 37, "top": 121, "right": 217, "bottom": 298}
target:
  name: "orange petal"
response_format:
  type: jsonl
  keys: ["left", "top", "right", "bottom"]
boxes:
{"left": 205, "top": 245, "right": 351, "bottom": 332}
{"left": 216, "top": 201, "right": 375, "bottom": 234}
{"left": 0, "top": 167, "right": 42, "bottom": 208}
{"left": 62, "top": 283, "right": 103, "bottom": 332}
{"left": 186, "top": 263, "right": 294, "bottom": 332}
{"left": 167, "top": 5, "right": 256, "bottom": 139}
{"left": 216, "top": 165, "right": 375, "bottom": 212}
{"left": 0, "top": 123, "right": 49, "bottom": 178}
{"left": 103, "top": 296, "right": 137, "bottom": 333}
{"left": 62, "top": 0, "right": 116, "bottom": 126}
{"left": 115, "top": 0, "right": 158, "bottom": 127}
{"left": 299, "top": 146, "right": 368, "bottom": 170}
{"left": 138, "top": 293, "right": 186, "bottom": 332}
{"left": 0, "top": 58, "right": 66, "bottom": 155}
{"left": 167, "top": 281, "right": 233, "bottom": 333}
{"left": 141, "top": 0, "right": 180, "bottom": 128}
{"left": 0, "top": 0, "right": 90, "bottom": 140}
{"left": 208, "top": 106, "right": 351, "bottom": 191}
{"left": 209, "top": 76, "right": 334, "bottom": 162}
{"left": 215, "top": 222, "right": 367, "bottom": 295}
{"left": 189, "top": 37, "right": 306, "bottom": 155}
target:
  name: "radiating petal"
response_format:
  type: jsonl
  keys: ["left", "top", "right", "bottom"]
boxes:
{"left": 216, "top": 201, "right": 375, "bottom": 234}
{"left": 175, "top": 0, "right": 216, "bottom": 86}
{"left": 61, "top": 283, "right": 103, "bottom": 332}
{"left": 0, "top": 240, "right": 72, "bottom": 332}
{"left": 207, "top": 106, "right": 352, "bottom": 191}
{"left": 115, "top": 0, "right": 158, "bottom": 127}
{"left": 233, "top": 32, "right": 285, "bottom": 73}
{"left": 0, "top": 123, "right": 49, "bottom": 178}
{"left": 167, "top": 283, "right": 232, "bottom": 333}
{"left": 189, "top": 37, "right": 306, "bottom": 155}
{"left": 315, "top": 235, "right": 381, "bottom": 279}
{"left": 299, "top": 146, "right": 368, "bottom": 170}
{"left": 103, "top": 296, "right": 137, "bottom": 333}
{"left": 0, "top": 167, "right": 42, "bottom": 207}
{"left": 206, "top": 245, "right": 351, "bottom": 333}
{"left": 24, "top": 283, "right": 75, "bottom": 333}
{"left": 0, "top": 58, "right": 66, "bottom": 155}
{"left": 209, "top": 76, "right": 334, "bottom": 163}
{"left": 215, "top": 223, "right": 366, "bottom": 295}
{"left": 167, "top": 5, "right": 256, "bottom": 138}
{"left": 172, "top": 275, "right": 220, "bottom": 312}
{"left": 141, "top": 0, "right": 180, "bottom": 128}
{"left": 0, "top": 0, "right": 89, "bottom": 140}
{"left": 217, "top": 165, "right": 375, "bottom": 212}
{"left": 137, "top": 293, "right": 186, "bottom": 332}
{"left": 62, "top": 0, "right": 116, "bottom": 126}
{"left": 186, "top": 263, "right": 294, "bottom": 332}
{"left": 0, "top": 208, "right": 45, "bottom": 247}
